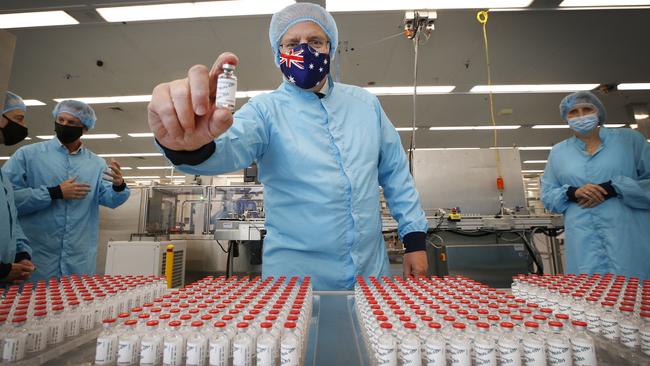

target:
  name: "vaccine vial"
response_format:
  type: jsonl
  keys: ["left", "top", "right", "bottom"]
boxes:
{"left": 216, "top": 63, "right": 237, "bottom": 112}
{"left": 95, "top": 318, "right": 119, "bottom": 365}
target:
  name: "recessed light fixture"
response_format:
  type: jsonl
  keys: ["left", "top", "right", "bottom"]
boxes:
{"left": 97, "top": 0, "right": 295, "bottom": 22}
{"left": 531, "top": 125, "right": 570, "bottom": 129}
{"left": 122, "top": 176, "right": 161, "bottom": 180}
{"left": 128, "top": 133, "right": 154, "bottom": 138}
{"left": 23, "top": 100, "right": 46, "bottom": 106}
{"left": 396, "top": 127, "right": 418, "bottom": 131}
{"left": 53, "top": 95, "right": 152, "bottom": 104}
{"left": 413, "top": 147, "right": 481, "bottom": 151}
{"left": 523, "top": 160, "right": 548, "bottom": 164}
{"left": 365, "top": 86, "right": 455, "bottom": 95}
{"left": 522, "top": 170, "right": 544, "bottom": 173}
{"left": 518, "top": 146, "right": 553, "bottom": 151}
{"left": 36, "top": 134, "right": 121, "bottom": 140}
{"left": 0, "top": 11, "right": 79, "bottom": 29}
{"left": 137, "top": 166, "right": 173, "bottom": 170}
{"left": 429, "top": 125, "right": 521, "bottom": 131}
{"left": 326, "top": 0, "right": 534, "bottom": 12}
{"left": 470, "top": 84, "right": 599, "bottom": 94}
{"left": 617, "top": 83, "right": 650, "bottom": 90}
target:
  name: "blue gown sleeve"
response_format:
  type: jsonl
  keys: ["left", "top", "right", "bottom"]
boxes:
{"left": 1, "top": 149, "right": 53, "bottom": 215}
{"left": 14, "top": 220, "right": 32, "bottom": 258}
{"left": 374, "top": 98, "right": 428, "bottom": 240}
{"left": 541, "top": 149, "right": 571, "bottom": 214}
{"left": 98, "top": 161, "right": 131, "bottom": 209}
{"left": 158, "top": 100, "right": 269, "bottom": 175}
{"left": 611, "top": 131, "right": 650, "bottom": 209}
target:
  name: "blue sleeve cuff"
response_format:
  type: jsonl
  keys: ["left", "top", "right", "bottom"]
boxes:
{"left": 48, "top": 185, "right": 63, "bottom": 200}
{"left": 112, "top": 182, "right": 127, "bottom": 192}
{"left": 566, "top": 186, "right": 578, "bottom": 202}
{"left": 157, "top": 138, "right": 216, "bottom": 166}
{"left": 403, "top": 231, "right": 427, "bottom": 253}
{"left": 0, "top": 262, "right": 11, "bottom": 279}
{"left": 599, "top": 180, "right": 617, "bottom": 199}
{"left": 14, "top": 251, "right": 31, "bottom": 262}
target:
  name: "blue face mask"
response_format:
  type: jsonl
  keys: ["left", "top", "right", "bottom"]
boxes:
{"left": 568, "top": 113, "right": 599, "bottom": 135}
{"left": 280, "top": 43, "right": 330, "bottom": 90}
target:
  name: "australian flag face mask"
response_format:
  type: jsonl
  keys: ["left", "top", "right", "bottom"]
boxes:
{"left": 280, "top": 43, "right": 330, "bottom": 90}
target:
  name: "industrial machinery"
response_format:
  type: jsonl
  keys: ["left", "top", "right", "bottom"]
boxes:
{"left": 104, "top": 240, "right": 187, "bottom": 287}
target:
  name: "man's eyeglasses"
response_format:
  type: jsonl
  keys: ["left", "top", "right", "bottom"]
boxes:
{"left": 279, "top": 39, "right": 328, "bottom": 54}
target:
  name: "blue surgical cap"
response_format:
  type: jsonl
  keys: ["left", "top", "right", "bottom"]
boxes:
{"left": 3, "top": 91, "right": 26, "bottom": 114}
{"left": 559, "top": 91, "right": 606, "bottom": 125}
{"left": 52, "top": 100, "right": 96, "bottom": 130}
{"left": 269, "top": 3, "right": 338, "bottom": 68}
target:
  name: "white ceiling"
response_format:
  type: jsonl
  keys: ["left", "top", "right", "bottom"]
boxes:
{"left": 1, "top": 1, "right": 649, "bottom": 181}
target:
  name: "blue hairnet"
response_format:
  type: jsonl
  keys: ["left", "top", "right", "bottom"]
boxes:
{"left": 269, "top": 3, "right": 338, "bottom": 68}
{"left": 52, "top": 100, "right": 96, "bottom": 129}
{"left": 3, "top": 91, "right": 26, "bottom": 114}
{"left": 559, "top": 91, "right": 606, "bottom": 125}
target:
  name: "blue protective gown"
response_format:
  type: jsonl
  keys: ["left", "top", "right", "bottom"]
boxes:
{"left": 541, "top": 127, "right": 650, "bottom": 278}
{"left": 2, "top": 139, "right": 130, "bottom": 281}
{"left": 0, "top": 169, "right": 32, "bottom": 271}
{"left": 164, "top": 78, "right": 428, "bottom": 290}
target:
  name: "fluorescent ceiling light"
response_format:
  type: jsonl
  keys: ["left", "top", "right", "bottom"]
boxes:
{"left": 414, "top": 147, "right": 481, "bottom": 151}
{"left": 603, "top": 124, "right": 626, "bottom": 128}
{"left": 24, "top": 137, "right": 32, "bottom": 140}
{"left": 631, "top": 124, "right": 638, "bottom": 129}
{"left": 23, "top": 100, "right": 46, "bottom": 106}
{"left": 326, "top": 0, "right": 533, "bottom": 12}
{"left": 37, "top": 134, "right": 121, "bottom": 140}
{"left": 470, "top": 84, "right": 599, "bottom": 93}
{"left": 522, "top": 170, "right": 544, "bottom": 173}
{"left": 97, "top": 0, "right": 294, "bottom": 22}
{"left": 429, "top": 125, "right": 521, "bottom": 131}
{"left": 518, "top": 146, "right": 553, "bottom": 151}
{"left": 0, "top": 157, "right": 9, "bottom": 161}
{"left": 121, "top": 167, "right": 133, "bottom": 170}
{"left": 128, "top": 133, "right": 154, "bottom": 138}
{"left": 0, "top": 11, "right": 79, "bottom": 29}
{"left": 53, "top": 95, "right": 152, "bottom": 104}
{"left": 236, "top": 90, "right": 273, "bottom": 99}
{"left": 396, "top": 127, "right": 418, "bottom": 131}
{"left": 560, "top": 1, "right": 650, "bottom": 7}
{"left": 97, "top": 153, "right": 163, "bottom": 158}
{"left": 634, "top": 113, "right": 650, "bottom": 120}
{"left": 617, "top": 83, "right": 650, "bottom": 90}
{"left": 524, "top": 160, "right": 548, "bottom": 164}
{"left": 365, "top": 86, "right": 455, "bottom": 95}
{"left": 532, "top": 125, "right": 569, "bottom": 129}
{"left": 84, "top": 134, "right": 121, "bottom": 139}
{"left": 137, "top": 166, "right": 173, "bottom": 170}
{"left": 123, "top": 176, "right": 161, "bottom": 180}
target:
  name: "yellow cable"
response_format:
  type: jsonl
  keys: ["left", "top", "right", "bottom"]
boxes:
{"left": 477, "top": 10, "right": 503, "bottom": 181}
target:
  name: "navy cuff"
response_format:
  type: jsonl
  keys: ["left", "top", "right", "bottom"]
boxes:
{"left": 48, "top": 185, "right": 63, "bottom": 200}
{"left": 14, "top": 252, "right": 31, "bottom": 262}
{"left": 112, "top": 182, "right": 127, "bottom": 192}
{"left": 0, "top": 262, "right": 11, "bottom": 279}
{"left": 403, "top": 231, "right": 427, "bottom": 253}
{"left": 566, "top": 186, "right": 578, "bottom": 202}
{"left": 599, "top": 181, "right": 617, "bottom": 199}
{"left": 157, "top": 139, "right": 216, "bottom": 166}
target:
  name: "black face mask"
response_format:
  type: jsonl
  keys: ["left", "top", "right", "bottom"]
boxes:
{"left": 1, "top": 114, "right": 29, "bottom": 146}
{"left": 54, "top": 122, "right": 83, "bottom": 144}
